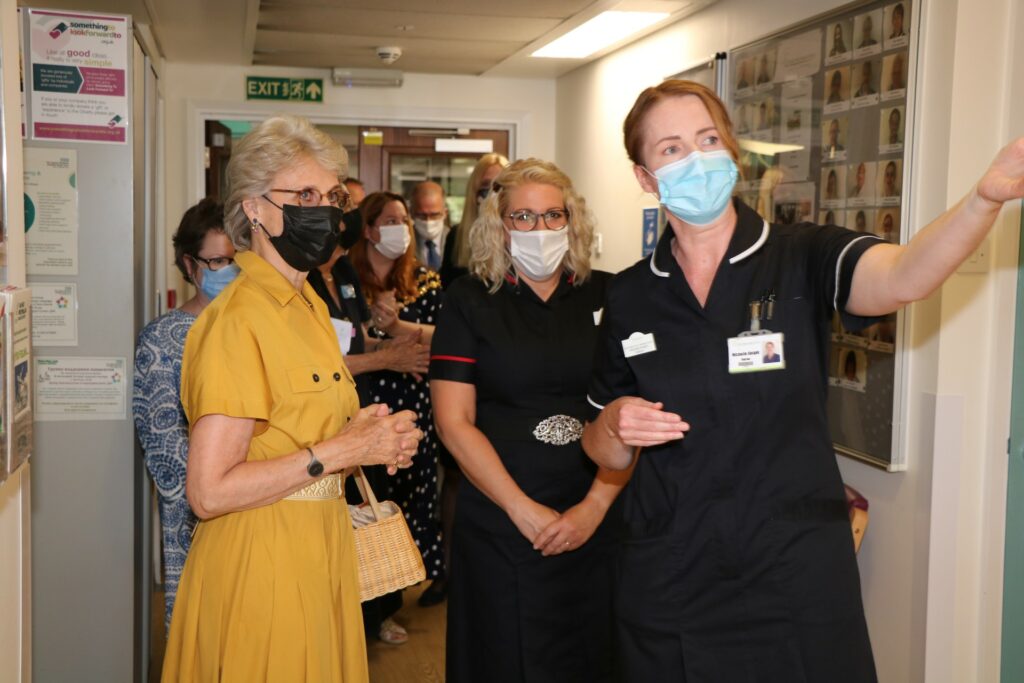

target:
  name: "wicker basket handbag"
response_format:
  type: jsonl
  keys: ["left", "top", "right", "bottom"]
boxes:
{"left": 348, "top": 466, "right": 426, "bottom": 602}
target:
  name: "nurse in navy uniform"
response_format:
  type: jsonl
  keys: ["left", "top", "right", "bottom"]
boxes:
{"left": 431, "top": 158, "right": 627, "bottom": 682}
{"left": 581, "top": 79, "right": 1024, "bottom": 682}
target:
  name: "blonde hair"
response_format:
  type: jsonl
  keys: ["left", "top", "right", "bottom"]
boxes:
{"left": 223, "top": 115, "right": 348, "bottom": 250}
{"left": 453, "top": 153, "right": 509, "bottom": 268}
{"left": 469, "top": 158, "right": 593, "bottom": 292}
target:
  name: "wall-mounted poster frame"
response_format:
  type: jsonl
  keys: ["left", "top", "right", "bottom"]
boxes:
{"left": 667, "top": 52, "right": 726, "bottom": 94}
{"left": 727, "top": 0, "right": 918, "bottom": 471}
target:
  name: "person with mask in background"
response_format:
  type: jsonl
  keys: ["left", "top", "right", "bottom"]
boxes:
{"left": 162, "top": 115, "right": 423, "bottom": 682}
{"left": 582, "top": 78, "right": 1024, "bottom": 682}
{"left": 306, "top": 198, "right": 430, "bottom": 645}
{"left": 350, "top": 191, "right": 446, "bottom": 621}
{"left": 410, "top": 181, "right": 451, "bottom": 278}
{"left": 431, "top": 158, "right": 626, "bottom": 682}
{"left": 344, "top": 176, "right": 367, "bottom": 206}
{"left": 134, "top": 198, "right": 237, "bottom": 633}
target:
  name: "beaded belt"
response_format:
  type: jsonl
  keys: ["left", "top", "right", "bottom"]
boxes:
{"left": 285, "top": 473, "right": 343, "bottom": 501}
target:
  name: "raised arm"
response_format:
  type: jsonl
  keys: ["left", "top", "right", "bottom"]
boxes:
{"left": 847, "top": 137, "right": 1024, "bottom": 316}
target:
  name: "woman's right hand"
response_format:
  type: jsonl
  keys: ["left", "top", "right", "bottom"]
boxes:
{"left": 379, "top": 330, "right": 429, "bottom": 378}
{"left": 603, "top": 397, "right": 689, "bottom": 448}
{"left": 320, "top": 403, "right": 423, "bottom": 475}
{"left": 507, "top": 496, "right": 561, "bottom": 545}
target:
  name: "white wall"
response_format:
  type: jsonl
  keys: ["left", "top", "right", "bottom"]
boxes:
{"left": 555, "top": 0, "right": 1021, "bottom": 681}
{"left": 160, "top": 63, "right": 556, "bottom": 298}
{"left": 0, "top": 0, "right": 29, "bottom": 680}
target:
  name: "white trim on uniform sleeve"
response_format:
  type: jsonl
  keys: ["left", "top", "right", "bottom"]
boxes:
{"left": 587, "top": 395, "right": 606, "bottom": 410}
{"left": 833, "top": 235, "right": 884, "bottom": 311}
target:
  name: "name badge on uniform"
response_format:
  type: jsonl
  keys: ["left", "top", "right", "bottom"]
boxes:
{"left": 593, "top": 308, "right": 603, "bottom": 326}
{"left": 330, "top": 317, "right": 354, "bottom": 356}
{"left": 622, "top": 331, "right": 656, "bottom": 358}
{"left": 727, "top": 332, "right": 785, "bottom": 373}
{"left": 340, "top": 284, "right": 356, "bottom": 299}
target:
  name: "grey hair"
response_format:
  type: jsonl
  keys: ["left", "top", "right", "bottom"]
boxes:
{"left": 223, "top": 115, "right": 348, "bottom": 250}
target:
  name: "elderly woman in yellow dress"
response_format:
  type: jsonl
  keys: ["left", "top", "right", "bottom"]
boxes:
{"left": 161, "top": 115, "right": 423, "bottom": 682}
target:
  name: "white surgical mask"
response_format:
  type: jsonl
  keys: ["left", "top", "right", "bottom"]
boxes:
{"left": 509, "top": 229, "right": 569, "bottom": 281}
{"left": 373, "top": 223, "right": 411, "bottom": 260}
{"left": 413, "top": 218, "right": 445, "bottom": 242}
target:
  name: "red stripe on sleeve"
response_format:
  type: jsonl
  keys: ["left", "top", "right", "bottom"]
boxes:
{"left": 431, "top": 355, "right": 477, "bottom": 364}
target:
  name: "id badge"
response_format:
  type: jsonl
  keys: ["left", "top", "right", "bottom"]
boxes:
{"left": 621, "top": 331, "right": 656, "bottom": 358}
{"left": 727, "top": 332, "right": 785, "bottom": 373}
{"left": 340, "top": 284, "right": 356, "bottom": 299}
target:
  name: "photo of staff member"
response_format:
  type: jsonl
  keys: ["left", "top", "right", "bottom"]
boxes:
{"left": 755, "top": 98, "right": 776, "bottom": 131}
{"left": 824, "top": 67, "right": 850, "bottom": 105}
{"left": 763, "top": 341, "right": 782, "bottom": 364}
{"left": 839, "top": 349, "right": 868, "bottom": 389}
{"left": 878, "top": 159, "right": 903, "bottom": 198}
{"left": 855, "top": 11, "right": 882, "bottom": 50}
{"left": 848, "top": 161, "right": 876, "bottom": 202}
{"left": 822, "top": 117, "right": 848, "bottom": 160}
{"left": 875, "top": 208, "right": 900, "bottom": 242}
{"left": 880, "top": 106, "right": 905, "bottom": 148}
{"left": 848, "top": 208, "right": 876, "bottom": 234}
{"left": 756, "top": 50, "right": 776, "bottom": 86}
{"left": 885, "top": 2, "right": 909, "bottom": 47}
{"left": 736, "top": 58, "right": 753, "bottom": 90}
{"left": 869, "top": 315, "right": 898, "bottom": 345}
{"left": 827, "top": 21, "right": 850, "bottom": 59}
{"left": 785, "top": 107, "right": 803, "bottom": 131}
{"left": 854, "top": 60, "right": 878, "bottom": 97}
{"left": 819, "top": 209, "right": 844, "bottom": 227}
{"left": 882, "top": 52, "right": 907, "bottom": 94}
{"left": 821, "top": 166, "right": 846, "bottom": 205}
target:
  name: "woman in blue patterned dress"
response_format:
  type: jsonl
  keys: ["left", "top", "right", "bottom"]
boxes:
{"left": 132, "top": 198, "right": 238, "bottom": 630}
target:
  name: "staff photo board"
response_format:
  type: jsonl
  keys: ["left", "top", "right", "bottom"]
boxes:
{"left": 728, "top": 0, "right": 915, "bottom": 470}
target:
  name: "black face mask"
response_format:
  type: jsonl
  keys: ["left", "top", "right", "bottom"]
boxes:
{"left": 257, "top": 201, "right": 342, "bottom": 272}
{"left": 338, "top": 208, "right": 363, "bottom": 250}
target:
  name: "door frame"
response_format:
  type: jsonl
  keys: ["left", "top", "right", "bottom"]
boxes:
{"left": 184, "top": 99, "right": 523, "bottom": 206}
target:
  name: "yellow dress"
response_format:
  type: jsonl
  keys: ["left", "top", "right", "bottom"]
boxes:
{"left": 162, "top": 251, "right": 368, "bottom": 683}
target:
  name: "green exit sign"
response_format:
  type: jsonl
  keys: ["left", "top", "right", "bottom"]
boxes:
{"left": 246, "top": 77, "right": 324, "bottom": 102}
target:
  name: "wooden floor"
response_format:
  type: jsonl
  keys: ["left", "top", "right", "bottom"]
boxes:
{"left": 149, "top": 582, "right": 447, "bottom": 682}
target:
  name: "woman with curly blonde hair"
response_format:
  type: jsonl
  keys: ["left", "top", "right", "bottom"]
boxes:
{"left": 430, "top": 158, "right": 626, "bottom": 682}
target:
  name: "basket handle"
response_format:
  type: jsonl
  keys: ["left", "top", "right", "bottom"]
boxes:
{"left": 350, "top": 466, "right": 385, "bottom": 521}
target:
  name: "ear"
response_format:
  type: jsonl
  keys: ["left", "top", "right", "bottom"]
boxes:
{"left": 241, "top": 196, "right": 260, "bottom": 224}
{"left": 633, "top": 164, "right": 659, "bottom": 196}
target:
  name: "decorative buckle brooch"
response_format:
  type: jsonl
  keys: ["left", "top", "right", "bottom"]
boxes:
{"left": 532, "top": 415, "right": 584, "bottom": 446}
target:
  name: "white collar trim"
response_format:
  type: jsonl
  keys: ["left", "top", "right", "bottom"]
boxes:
{"left": 728, "top": 219, "right": 770, "bottom": 265}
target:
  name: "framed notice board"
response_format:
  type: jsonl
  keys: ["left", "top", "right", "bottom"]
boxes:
{"left": 727, "top": 0, "right": 916, "bottom": 470}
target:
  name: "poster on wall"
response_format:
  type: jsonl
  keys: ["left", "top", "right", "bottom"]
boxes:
{"left": 4, "top": 288, "right": 33, "bottom": 476}
{"left": 35, "top": 356, "right": 127, "bottom": 421}
{"left": 728, "top": 0, "right": 915, "bottom": 470}
{"left": 30, "top": 283, "right": 78, "bottom": 346}
{"left": 26, "top": 9, "right": 129, "bottom": 144}
{"left": 23, "top": 147, "right": 78, "bottom": 275}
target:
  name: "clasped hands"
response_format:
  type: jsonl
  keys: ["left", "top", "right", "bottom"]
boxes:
{"left": 320, "top": 403, "right": 423, "bottom": 476}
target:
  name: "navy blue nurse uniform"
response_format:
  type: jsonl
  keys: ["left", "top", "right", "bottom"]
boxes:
{"left": 587, "top": 199, "right": 881, "bottom": 682}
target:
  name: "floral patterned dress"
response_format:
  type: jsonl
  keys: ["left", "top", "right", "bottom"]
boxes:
{"left": 367, "top": 267, "right": 444, "bottom": 579}
{"left": 132, "top": 308, "right": 197, "bottom": 630}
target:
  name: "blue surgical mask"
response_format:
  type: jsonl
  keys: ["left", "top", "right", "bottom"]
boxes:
{"left": 649, "top": 150, "right": 738, "bottom": 227}
{"left": 198, "top": 263, "right": 240, "bottom": 300}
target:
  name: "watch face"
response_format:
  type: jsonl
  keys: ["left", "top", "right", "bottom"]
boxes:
{"left": 308, "top": 460, "right": 324, "bottom": 477}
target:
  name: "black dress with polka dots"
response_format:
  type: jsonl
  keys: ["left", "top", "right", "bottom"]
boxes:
{"left": 367, "top": 267, "right": 444, "bottom": 579}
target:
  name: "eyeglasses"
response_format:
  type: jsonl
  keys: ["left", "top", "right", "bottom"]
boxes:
{"left": 268, "top": 186, "right": 350, "bottom": 209}
{"left": 413, "top": 211, "right": 445, "bottom": 221}
{"left": 191, "top": 255, "right": 235, "bottom": 271}
{"left": 506, "top": 209, "right": 569, "bottom": 232}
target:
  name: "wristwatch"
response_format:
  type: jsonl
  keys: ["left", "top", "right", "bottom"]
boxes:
{"left": 306, "top": 447, "right": 324, "bottom": 477}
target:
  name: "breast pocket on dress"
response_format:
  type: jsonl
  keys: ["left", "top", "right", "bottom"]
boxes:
{"left": 286, "top": 365, "right": 337, "bottom": 394}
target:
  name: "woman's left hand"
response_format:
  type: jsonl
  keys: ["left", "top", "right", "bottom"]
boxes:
{"left": 371, "top": 290, "right": 399, "bottom": 332}
{"left": 977, "top": 137, "right": 1024, "bottom": 206}
{"left": 533, "top": 498, "right": 604, "bottom": 556}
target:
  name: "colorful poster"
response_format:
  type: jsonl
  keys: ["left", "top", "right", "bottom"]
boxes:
{"left": 23, "top": 147, "right": 78, "bottom": 275}
{"left": 31, "top": 283, "right": 78, "bottom": 346}
{"left": 27, "top": 9, "right": 128, "bottom": 144}
{"left": 34, "top": 356, "right": 126, "bottom": 421}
